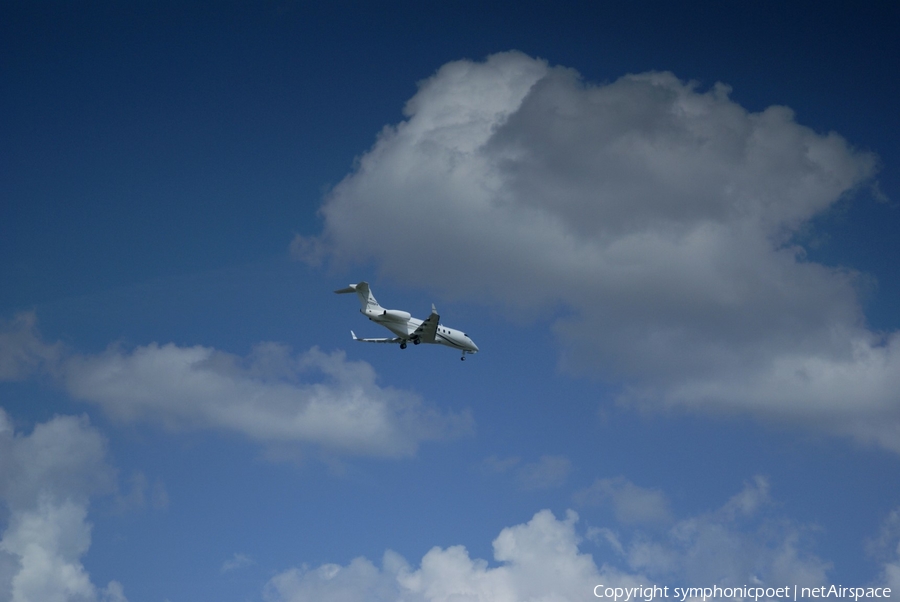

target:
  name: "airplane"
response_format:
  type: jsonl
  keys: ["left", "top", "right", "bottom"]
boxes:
{"left": 335, "top": 281, "right": 479, "bottom": 360}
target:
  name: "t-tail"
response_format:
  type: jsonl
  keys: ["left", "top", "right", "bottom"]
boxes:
{"left": 334, "top": 282, "right": 383, "bottom": 313}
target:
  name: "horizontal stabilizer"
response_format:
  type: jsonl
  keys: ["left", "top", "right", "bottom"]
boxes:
{"left": 351, "top": 330, "right": 402, "bottom": 344}
{"left": 336, "top": 281, "right": 381, "bottom": 313}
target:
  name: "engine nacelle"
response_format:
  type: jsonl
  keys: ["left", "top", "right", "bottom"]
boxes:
{"left": 380, "top": 309, "right": 411, "bottom": 321}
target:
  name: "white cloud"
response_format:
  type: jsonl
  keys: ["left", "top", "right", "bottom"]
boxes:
{"left": 0, "top": 411, "right": 113, "bottom": 511}
{"left": 479, "top": 454, "right": 522, "bottom": 474}
{"left": 0, "top": 314, "right": 467, "bottom": 458}
{"left": 289, "top": 234, "right": 328, "bottom": 268}
{"left": 867, "top": 507, "right": 900, "bottom": 590}
{"left": 264, "top": 510, "right": 610, "bottom": 602}
{"left": 263, "top": 478, "right": 832, "bottom": 602}
{"left": 221, "top": 553, "right": 255, "bottom": 574}
{"left": 575, "top": 477, "right": 672, "bottom": 525}
{"left": 264, "top": 556, "right": 403, "bottom": 602}
{"left": 0, "top": 312, "right": 60, "bottom": 382}
{"left": 114, "top": 471, "right": 168, "bottom": 513}
{"left": 0, "top": 409, "right": 127, "bottom": 602}
{"left": 100, "top": 582, "right": 127, "bottom": 602}
{"left": 63, "top": 341, "right": 471, "bottom": 457}
{"left": 301, "top": 51, "right": 898, "bottom": 450}
{"left": 478, "top": 454, "right": 572, "bottom": 490}
{"left": 625, "top": 477, "right": 830, "bottom": 587}
{"left": 1, "top": 497, "right": 97, "bottom": 601}
{"left": 515, "top": 455, "right": 572, "bottom": 490}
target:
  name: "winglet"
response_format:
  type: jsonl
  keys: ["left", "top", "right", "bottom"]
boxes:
{"left": 431, "top": 303, "right": 437, "bottom": 314}
{"left": 351, "top": 330, "right": 358, "bottom": 340}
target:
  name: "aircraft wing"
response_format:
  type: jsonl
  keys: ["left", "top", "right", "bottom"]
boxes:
{"left": 411, "top": 304, "right": 440, "bottom": 343}
{"left": 351, "top": 331, "right": 402, "bottom": 344}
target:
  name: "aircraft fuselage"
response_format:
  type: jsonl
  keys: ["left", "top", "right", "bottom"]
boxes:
{"left": 365, "top": 307, "right": 479, "bottom": 353}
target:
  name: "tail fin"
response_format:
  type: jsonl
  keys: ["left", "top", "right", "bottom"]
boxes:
{"left": 334, "top": 281, "right": 382, "bottom": 312}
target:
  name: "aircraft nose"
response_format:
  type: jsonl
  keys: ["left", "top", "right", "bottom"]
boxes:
{"left": 469, "top": 338, "right": 479, "bottom": 352}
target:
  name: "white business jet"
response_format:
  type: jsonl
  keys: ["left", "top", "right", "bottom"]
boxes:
{"left": 335, "top": 282, "right": 479, "bottom": 360}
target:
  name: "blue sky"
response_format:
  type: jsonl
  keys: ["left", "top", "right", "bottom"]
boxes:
{"left": 2, "top": 2, "right": 900, "bottom": 601}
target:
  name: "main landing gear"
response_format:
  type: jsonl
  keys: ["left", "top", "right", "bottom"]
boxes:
{"left": 400, "top": 337, "right": 420, "bottom": 350}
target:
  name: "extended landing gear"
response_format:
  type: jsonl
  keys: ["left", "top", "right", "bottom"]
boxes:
{"left": 460, "top": 352, "right": 466, "bottom": 361}
{"left": 400, "top": 342, "right": 407, "bottom": 349}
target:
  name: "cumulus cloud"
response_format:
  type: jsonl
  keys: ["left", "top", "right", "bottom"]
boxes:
{"left": 264, "top": 556, "right": 404, "bottom": 602}
{"left": 264, "top": 510, "right": 609, "bottom": 602}
{"left": 63, "top": 341, "right": 471, "bottom": 457}
{"left": 263, "top": 478, "right": 831, "bottom": 602}
{"left": 0, "top": 313, "right": 466, "bottom": 458}
{"left": 299, "top": 51, "right": 898, "bottom": 450}
{"left": 0, "top": 409, "right": 127, "bottom": 601}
